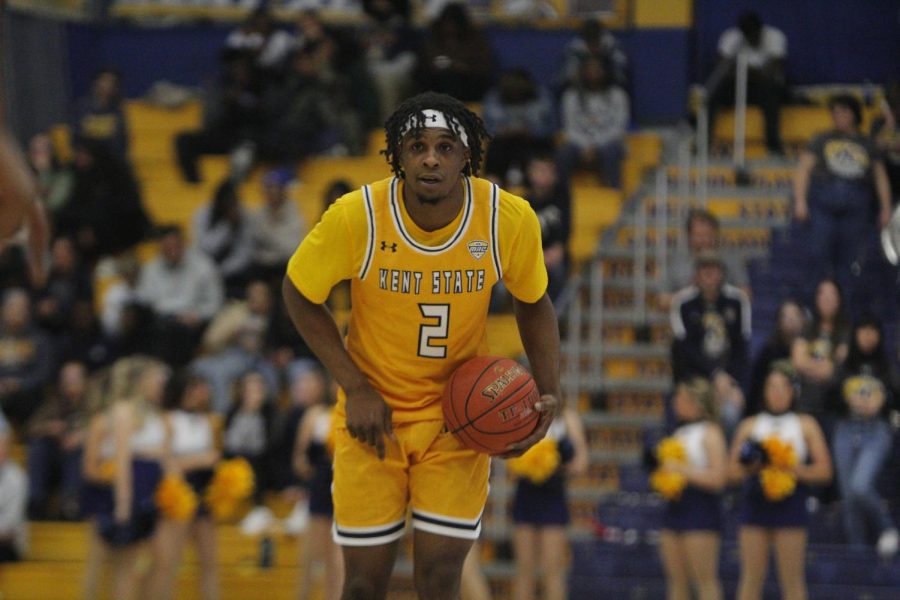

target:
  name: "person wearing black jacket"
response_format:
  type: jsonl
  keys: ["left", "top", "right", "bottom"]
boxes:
{"left": 670, "top": 252, "right": 751, "bottom": 432}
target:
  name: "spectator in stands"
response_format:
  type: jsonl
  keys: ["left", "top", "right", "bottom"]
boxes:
{"left": 260, "top": 41, "right": 365, "bottom": 162}
{"left": 559, "top": 18, "right": 628, "bottom": 92}
{"left": 57, "top": 299, "right": 119, "bottom": 372}
{"left": 27, "top": 132, "right": 73, "bottom": 217}
{"left": 414, "top": 3, "right": 494, "bottom": 103}
{"left": 659, "top": 208, "right": 750, "bottom": 311}
{"left": 192, "top": 279, "right": 279, "bottom": 413}
{"left": 829, "top": 315, "right": 899, "bottom": 558}
{"left": 706, "top": 11, "right": 787, "bottom": 155}
{"left": 747, "top": 299, "right": 806, "bottom": 416}
{"left": 136, "top": 225, "right": 224, "bottom": 367}
{"left": 32, "top": 236, "right": 94, "bottom": 335}
{"left": 71, "top": 68, "right": 130, "bottom": 160}
{"left": 0, "top": 418, "right": 27, "bottom": 563}
{"left": 556, "top": 54, "right": 628, "bottom": 189}
{"left": 360, "top": 0, "right": 418, "bottom": 121}
{"left": 511, "top": 407, "right": 588, "bottom": 600}
{"left": 25, "top": 360, "right": 88, "bottom": 520}
{"left": 670, "top": 252, "right": 751, "bottom": 432}
{"left": 149, "top": 371, "right": 221, "bottom": 600}
{"left": 249, "top": 169, "right": 304, "bottom": 287}
{"left": 728, "top": 363, "right": 832, "bottom": 600}
{"left": 224, "top": 370, "right": 277, "bottom": 535}
{"left": 192, "top": 178, "right": 254, "bottom": 297}
{"left": 224, "top": 6, "right": 296, "bottom": 83}
{"left": 100, "top": 254, "right": 141, "bottom": 340}
{"left": 657, "top": 377, "right": 727, "bottom": 600}
{"left": 55, "top": 138, "right": 151, "bottom": 262}
{"left": 481, "top": 68, "right": 556, "bottom": 187}
{"left": 871, "top": 80, "right": 900, "bottom": 206}
{"left": 793, "top": 94, "right": 892, "bottom": 309}
{"left": 175, "top": 51, "right": 264, "bottom": 183}
{"left": 292, "top": 365, "right": 344, "bottom": 600}
{"left": 522, "top": 152, "right": 571, "bottom": 304}
{"left": 790, "top": 277, "right": 849, "bottom": 417}
{"left": 0, "top": 288, "right": 56, "bottom": 426}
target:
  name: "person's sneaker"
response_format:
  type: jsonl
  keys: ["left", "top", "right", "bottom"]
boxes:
{"left": 283, "top": 499, "right": 310, "bottom": 535}
{"left": 240, "top": 505, "right": 275, "bottom": 536}
{"left": 877, "top": 528, "right": 899, "bottom": 559}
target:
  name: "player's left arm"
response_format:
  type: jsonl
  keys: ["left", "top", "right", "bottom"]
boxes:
{"left": 497, "top": 193, "right": 562, "bottom": 457}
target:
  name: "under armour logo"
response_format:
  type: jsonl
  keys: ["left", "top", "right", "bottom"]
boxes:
{"left": 428, "top": 114, "right": 438, "bottom": 122}
{"left": 380, "top": 241, "right": 397, "bottom": 252}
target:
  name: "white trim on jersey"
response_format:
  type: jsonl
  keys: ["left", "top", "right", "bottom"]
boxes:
{"left": 722, "top": 283, "right": 753, "bottom": 339}
{"left": 359, "top": 184, "right": 376, "bottom": 280}
{"left": 388, "top": 177, "right": 473, "bottom": 254}
{"left": 489, "top": 183, "right": 502, "bottom": 281}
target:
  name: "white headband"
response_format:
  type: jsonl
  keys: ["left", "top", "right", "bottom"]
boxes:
{"left": 400, "top": 109, "right": 469, "bottom": 147}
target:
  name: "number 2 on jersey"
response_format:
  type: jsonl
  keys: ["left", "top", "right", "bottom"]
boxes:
{"left": 418, "top": 304, "right": 449, "bottom": 358}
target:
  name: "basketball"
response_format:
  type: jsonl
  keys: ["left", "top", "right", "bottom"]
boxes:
{"left": 442, "top": 356, "right": 542, "bottom": 455}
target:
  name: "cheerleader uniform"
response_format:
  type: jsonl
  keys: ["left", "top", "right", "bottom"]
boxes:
{"left": 741, "top": 412, "right": 810, "bottom": 528}
{"left": 97, "top": 413, "right": 165, "bottom": 546}
{"left": 170, "top": 410, "right": 215, "bottom": 518}
{"left": 662, "top": 421, "right": 723, "bottom": 532}
{"left": 82, "top": 433, "right": 115, "bottom": 519}
{"left": 307, "top": 410, "right": 334, "bottom": 518}
{"left": 512, "top": 420, "right": 574, "bottom": 526}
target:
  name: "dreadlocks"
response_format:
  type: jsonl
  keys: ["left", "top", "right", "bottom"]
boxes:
{"left": 382, "top": 91, "right": 490, "bottom": 178}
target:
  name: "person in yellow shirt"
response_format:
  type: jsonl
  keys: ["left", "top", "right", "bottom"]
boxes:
{"left": 282, "top": 91, "right": 561, "bottom": 600}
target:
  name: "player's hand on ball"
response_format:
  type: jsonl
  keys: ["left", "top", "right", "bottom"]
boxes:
{"left": 499, "top": 394, "right": 559, "bottom": 458}
{"left": 345, "top": 385, "right": 394, "bottom": 460}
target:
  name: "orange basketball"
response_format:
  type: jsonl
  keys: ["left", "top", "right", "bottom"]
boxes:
{"left": 442, "top": 356, "right": 541, "bottom": 455}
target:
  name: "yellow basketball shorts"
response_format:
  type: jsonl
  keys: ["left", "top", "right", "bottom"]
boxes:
{"left": 331, "top": 419, "right": 490, "bottom": 546}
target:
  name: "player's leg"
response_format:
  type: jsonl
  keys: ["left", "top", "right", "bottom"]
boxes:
{"left": 412, "top": 530, "right": 473, "bottom": 600}
{"left": 736, "top": 526, "right": 771, "bottom": 600}
{"left": 341, "top": 541, "right": 400, "bottom": 600}
{"left": 512, "top": 525, "right": 537, "bottom": 600}
{"left": 658, "top": 530, "right": 691, "bottom": 600}
{"left": 193, "top": 516, "right": 220, "bottom": 600}
{"left": 682, "top": 531, "right": 722, "bottom": 600}
{"left": 331, "top": 426, "right": 408, "bottom": 599}
{"left": 538, "top": 526, "right": 568, "bottom": 600}
{"left": 772, "top": 528, "right": 808, "bottom": 600}
{"left": 324, "top": 519, "right": 345, "bottom": 600}
{"left": 408, "top": 421, "right": 490, "bottom": 600}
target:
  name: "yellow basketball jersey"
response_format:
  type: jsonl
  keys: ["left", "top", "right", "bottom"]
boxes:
{"left": 287, "top": 175, "right": 547, "bottom": 423}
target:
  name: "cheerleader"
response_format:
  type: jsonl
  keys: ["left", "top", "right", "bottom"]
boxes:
{"left": 82, "top": 356, "right": 171, "bottom": 600}
{"left": 728, "top": 364, "right": 832, "bottom": 600}
{"left": 293, "top": 368, "right": 343, "bottom": 600}
{"left": 657, "top": 378, "right": 728, "bottom": 600}
{"left": 510, "top": 406, "right": 588, "bottom": 600}
{"left": 149, "top": 372, "right": 221, "bottom": 600}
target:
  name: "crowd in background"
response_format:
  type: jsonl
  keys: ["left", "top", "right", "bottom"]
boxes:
{"left": 1, "top": 3, "right": 900, "bottom": 599}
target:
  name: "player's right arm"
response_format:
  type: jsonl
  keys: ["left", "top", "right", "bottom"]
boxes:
{"left": 282, "top": 196, "right": 393, "bottom": 459}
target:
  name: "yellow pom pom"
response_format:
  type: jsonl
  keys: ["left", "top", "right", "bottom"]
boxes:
{"left": 156, "top": 474, "right": 198, "bottom": 522}
{"left": 506, "top": 438, "right": 561, "bottom": 485}
{"left": 650, "top": 469, "right": 687, "bottom": 500}
{"left": 97, "top": 460, "right": 116, "bottom": 483}
{"left": 656, "top": 437, "right": 687, "bottom": 465}
{"left": 761, "top": 437, "right": 797, "bottom": 469}
{"left": 760, "top": 467, "right": 797, "bottom": 502}
{"left": 205, "top": 458, "right": 256, "bottom": 520}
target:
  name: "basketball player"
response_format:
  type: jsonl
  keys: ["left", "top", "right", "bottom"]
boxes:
{"left": 283, "top": 91, "right": 561, "bottom": 600}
